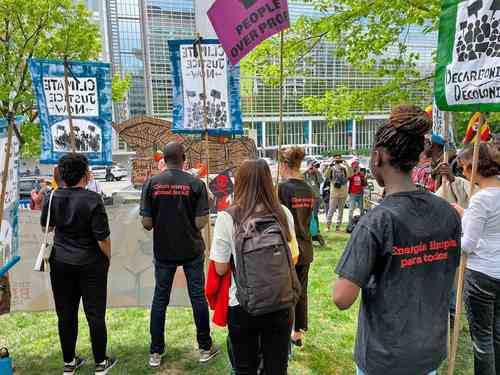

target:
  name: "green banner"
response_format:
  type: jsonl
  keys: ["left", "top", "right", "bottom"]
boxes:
{"left": 435, "top": 0, "right": 500, "bottom": 112}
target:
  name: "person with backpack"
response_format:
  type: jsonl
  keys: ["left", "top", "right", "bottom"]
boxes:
{"left": 333, "top": 105, "right": 462, "bottom": 375}
{"left": 210, "top": 159, "right": 301, "bottom": 375}
{"left": 325, "top": 155, "right": 352, "bottom": 232}
{"left": 279, "top": 147, "right": 315, "bottom": 348}
{"left": 303, "top": 159, "right": 325, "bottom": 247}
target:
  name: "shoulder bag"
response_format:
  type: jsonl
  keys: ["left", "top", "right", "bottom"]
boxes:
{"left": 33, "top": 190, "right": 55, "bottom": 273}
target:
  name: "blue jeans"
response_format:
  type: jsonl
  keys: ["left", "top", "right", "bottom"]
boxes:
{"left": 150, "top": 254, "right": 212, "bottom": 354}
{"left": 356, "top": 367, "right": 437, "bottom": 375}
{"left": 348, "top": 194, "right": 364, "bottom": 226}
{"left": 464, "top": 269, "right": 500, "bottom": 375}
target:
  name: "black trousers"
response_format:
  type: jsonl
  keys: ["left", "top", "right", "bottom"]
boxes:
{"left": 465, "top": 269, "right": 500, "bottom": 375}
{"left": 50, "top": 258, "right": 109, "bottom": 364}
{"left": 228, "top": 305, "right": 292, "bottom": 375}
{"left": 294, "top": 264, "right": 310, "bottom": 332}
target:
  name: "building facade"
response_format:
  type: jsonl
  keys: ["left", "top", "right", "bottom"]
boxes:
{"left": 102, "top": 0, "right": 437, "bottom": 156}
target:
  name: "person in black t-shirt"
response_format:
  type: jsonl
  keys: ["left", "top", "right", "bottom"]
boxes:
{"left": 333, "top": 105, "right": 462, "bottom": 375}
{"left": 41, "top": 154, "right": 117, "bottom": 375}
{"left": 140, "top": 142, "right": 219, "bottom": 368}
{"left": 278, "top": 147, "right": 314, "bottom": 348}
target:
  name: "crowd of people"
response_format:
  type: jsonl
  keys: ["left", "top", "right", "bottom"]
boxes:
{"left": 31, "top": 104, "right": 500, "bottom": 375}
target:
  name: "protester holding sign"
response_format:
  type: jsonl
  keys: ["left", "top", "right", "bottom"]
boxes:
{"left": 210, "top": 159, "right": 298, "bottom": 375}
{"left": 140, "top": 142, "right": 219, "bottom": 368}
{"left": 303, "top": 159, "right": 325, "bottom": 246}
{"left": 278, "top": 147, "right": 314, "bottom": 348}
{"left": 41, "top": 154, "right": 116, "bottom": 375}
{"left": 452, "top": 143, "right": 500, "bottom": 375}
{"left": 333, "top": 105, "right": 461, "bottom": 375}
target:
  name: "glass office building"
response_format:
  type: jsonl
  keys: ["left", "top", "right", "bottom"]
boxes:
{"left": 104, "top": 0, "right": 437, "bottom": 155}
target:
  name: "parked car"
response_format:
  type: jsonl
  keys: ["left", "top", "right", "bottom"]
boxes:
{"left": 90, "top": 165, "right": 128, "bottom": 182}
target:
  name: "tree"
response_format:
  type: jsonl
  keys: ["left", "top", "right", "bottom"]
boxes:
{"left": 0, "top": 0, "right": 129, "bottom": 157}
{"left": 242, "top": 0, "right": 441, "bottom": 120}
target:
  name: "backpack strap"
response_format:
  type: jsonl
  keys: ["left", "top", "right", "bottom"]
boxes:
{"left": 225, "top": 206, "right": 241, "bottom": 284}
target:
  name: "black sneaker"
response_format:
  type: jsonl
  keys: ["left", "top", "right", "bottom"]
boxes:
{"left": 95, "top": 357, "right": 117, "bottom": 375}
{"left": 63, "top": 356, "right": 86, "bottom": 375}
{"left": 317, "top": 235, "right": 326, "bottom": 247}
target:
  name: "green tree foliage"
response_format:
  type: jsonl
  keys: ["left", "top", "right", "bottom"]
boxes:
{"left": 242, "top": 0, "right": 441, "bottom": 120}
{"left": 0, "top": 0, "right": 129, "bottom": 157}
{"left": 112, "top": 73, "right": 131, "bottom": 103}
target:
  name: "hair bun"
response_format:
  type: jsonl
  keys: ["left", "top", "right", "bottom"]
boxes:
{"left": 389, "top": 105, "right": 432, "bottom": 137}
{"left": 280, "top": 146, "right": 306, "bottom": 170}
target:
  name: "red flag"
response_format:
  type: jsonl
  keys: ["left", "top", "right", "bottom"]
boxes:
{"left": 463, "top": 112, "right": 491, "bottom": 145}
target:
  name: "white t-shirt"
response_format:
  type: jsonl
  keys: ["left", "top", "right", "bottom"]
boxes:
{"left": 209, "top": 206, "right": 296, "bottom": 307}
{"left": 463, "top": 187, "right": 500, "bottom": 279}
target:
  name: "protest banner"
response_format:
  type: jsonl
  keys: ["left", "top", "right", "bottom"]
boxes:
{"left": 112, "top": 116, "right": 183, "bottom": 186}
{"left": 432, "top": 99, "right": 456, "bottom": 148}
{"left": 207, "top": 0, "right": 290, "bottom": 65}
{"left": 28, "top": 59, "right": 113, "bottom": 164}
{"left": 0, "top": 116, "right": 22, "bottom": 315}
{"left": 168, "top": 40, "right": 243, "bottom": 136}
{"left": 9, "top": 205, "right": 191, "bottom": 311}
{"left": 435, "top": 0, "right": 500, "bottom": 112}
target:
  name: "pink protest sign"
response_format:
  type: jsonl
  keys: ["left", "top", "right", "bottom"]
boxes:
{"left": 208, "top": 0, "right": 290, "bottom": 65}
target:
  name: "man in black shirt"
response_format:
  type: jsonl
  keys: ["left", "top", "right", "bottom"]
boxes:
{"left": 140, "top": 142, "right": 219, "bottom": 368}
{"left": 333, "top": 106, "right": 461, "bottom": 375}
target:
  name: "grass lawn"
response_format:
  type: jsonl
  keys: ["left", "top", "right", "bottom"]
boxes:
{"left": 1, "top": 227, "right": 474, "bottom": 374}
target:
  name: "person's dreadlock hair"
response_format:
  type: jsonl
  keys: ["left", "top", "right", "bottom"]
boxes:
{"left": 374, "top": 105, "right": 432, "bottom": 173}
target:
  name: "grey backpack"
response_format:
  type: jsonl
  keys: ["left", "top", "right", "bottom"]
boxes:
{"left": 227, "top": 208, "right": 302, "bottom": 316}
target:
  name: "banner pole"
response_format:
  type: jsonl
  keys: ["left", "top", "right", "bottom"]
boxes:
{"left": 0, "top": 113, "right": 15, "bottom": 270}
{"left": 63, "top": 58, "right": 77, "bottom": 153}
{"left": 447, "top": 113, "right": 484, "bottom": 375}
{"left": 0, "top": 113, "right": 15, "bottom": 232}
{"left": 276, "top": 31, "right": 284, "bottom": 186}
{"left": 196, "top": 35, "right": 212, "bottom": 248}
{"left": 442, "top": 111, "right": 451, "bottom": 199}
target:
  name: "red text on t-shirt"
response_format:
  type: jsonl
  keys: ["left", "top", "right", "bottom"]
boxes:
{"left": 349, "top": 173, "right": 366, "bottom": 195}
{"left": 153, "top": 183, "right": 191, "bottom": 197}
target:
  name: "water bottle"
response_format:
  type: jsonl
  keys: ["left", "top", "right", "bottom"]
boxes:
{"left": 0, "top": 348, "right": 13, "bottom": 375}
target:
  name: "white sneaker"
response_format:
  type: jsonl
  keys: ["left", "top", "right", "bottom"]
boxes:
{"left": 63, "top": 356, "right": 86, "bottom": 375}
{"left": 199, "top": 344, "right": 221, "bottom": 363}
{"left": 95, "top": 357, "right": 117, "bottom": 375}
{"left": 149, "top": 353, "right": 164, "bottom": 368}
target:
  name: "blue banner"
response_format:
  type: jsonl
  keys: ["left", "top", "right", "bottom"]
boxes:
{"left": 28, "top": 59, "right": 113, "bottom": 165}
{"left": 168, "top": 39, "right": 243, "bottom": 136}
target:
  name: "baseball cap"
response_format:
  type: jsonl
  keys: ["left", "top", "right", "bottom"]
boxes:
{"left": 431, "top": 133, "right": 445, "bottom": 146}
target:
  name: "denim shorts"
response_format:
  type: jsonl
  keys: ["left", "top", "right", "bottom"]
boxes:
{"left": 356, "top": 367, "right": 437, "bottom": 375}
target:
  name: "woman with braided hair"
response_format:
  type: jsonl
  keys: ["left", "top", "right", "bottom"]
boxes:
{"left": 333, "top": 105, "right": 462, "bottom": 375}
